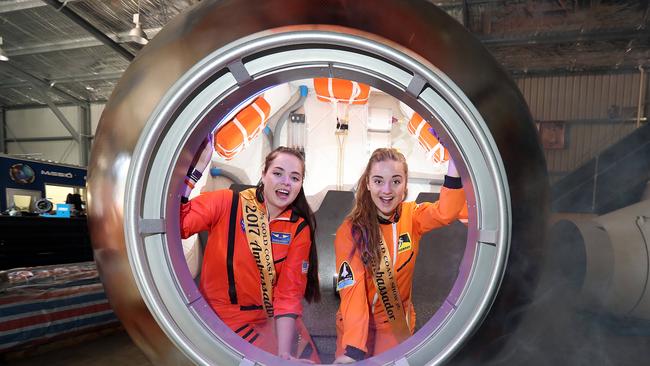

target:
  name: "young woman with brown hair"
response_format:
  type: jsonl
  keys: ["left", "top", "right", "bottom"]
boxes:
{"left": 180, "top": 144, "right": 320, "bottom": 362}
{"left": 333, "top": 147, "right": 465, "bottom": 363}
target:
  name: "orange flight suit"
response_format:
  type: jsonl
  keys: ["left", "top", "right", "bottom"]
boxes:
{"left": 334, "top": 178, "right": 465, "bottom": 360}
{"left": 181, "top": 189, "right": 315, "bottom": 358}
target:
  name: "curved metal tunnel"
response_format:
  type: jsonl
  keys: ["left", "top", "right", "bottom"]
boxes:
{"left": 549, "top": 200, "right": 650, "bottom": 320}
{"left": 87, "top": 0, "right": 548, "bottom": 365}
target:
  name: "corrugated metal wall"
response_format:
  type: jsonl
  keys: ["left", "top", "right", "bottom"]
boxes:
{"left": 515, "top": 72, "right": 645, "bottom": 182}
{"left": 3, "top": 104, "right": 101, "bottom": 166}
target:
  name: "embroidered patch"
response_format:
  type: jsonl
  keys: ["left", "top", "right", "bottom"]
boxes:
{"left": 398, "top": 233, "right": 412, "bottom": 253}
{"left": 271, "top": 232, "right": 291, "bottom": 245}
{"left": 336, "top": 261, "right": 354, "bottom": 291}
{"left": 240, "top": 218, "right": 245, "bottom": 232}
{"left": 301, "top": 260, "right": 309, "bottom": 274}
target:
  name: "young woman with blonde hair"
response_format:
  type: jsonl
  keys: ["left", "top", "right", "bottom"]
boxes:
{"left": 333, "top": 147, "right": 465, "bottom": 363}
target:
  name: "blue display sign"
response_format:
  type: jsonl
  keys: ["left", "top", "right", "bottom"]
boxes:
{"left": 1, "top": 154, "right": 87, "bottom": 211}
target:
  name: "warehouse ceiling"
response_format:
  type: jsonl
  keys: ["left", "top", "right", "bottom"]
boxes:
{"left": 0, "top": 0, "right": 648, "bottom": 108}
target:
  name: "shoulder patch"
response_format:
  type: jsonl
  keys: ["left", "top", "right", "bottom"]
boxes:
{"left": 301, "top": 260, "right": 309, "bottom": 274}
{"left": 336, "top": 261, "right": 355, "bottom": 291}
{"left": 271, "top": 232, "right": 291, "bottom": 245}
{"left": 398, "top": 232, "right": 412, "bottom": 253}
{"left": 240, "top": 218, "right": 245, "bottom": 233}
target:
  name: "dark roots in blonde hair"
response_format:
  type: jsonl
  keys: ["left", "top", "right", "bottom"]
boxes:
{"left": 347, "top": 148, "right": 408, "bottom": 269}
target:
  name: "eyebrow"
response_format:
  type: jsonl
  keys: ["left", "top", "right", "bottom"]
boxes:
{"left": 272, "top": 166, "right": 302, "bottom": 177}
{"left": 371, "top": 174, "right": 403, "bottom": 179}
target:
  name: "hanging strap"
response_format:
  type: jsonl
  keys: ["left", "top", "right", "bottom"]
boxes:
{"left": 240, "top": 188, "right": 276, "bottom": 318}
{"left": 370, "top": 232, "right": 410, "bottom": 341}
{"left": 227, "top": 187, "right": 242, "bottom": 304}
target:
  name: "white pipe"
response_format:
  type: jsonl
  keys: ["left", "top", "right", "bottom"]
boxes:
{"left": 637, "top": 66, "right": 645, "bottom": 129}
{"left": 556, "top": 199, "right": 650, "bottom": 319}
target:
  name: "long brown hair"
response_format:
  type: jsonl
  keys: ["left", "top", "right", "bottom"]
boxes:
{"left": 347, "top": 148, "right": 408, "bottom": 269}
{"left": 259, "top": 147, "right": 321, "bottom": 303}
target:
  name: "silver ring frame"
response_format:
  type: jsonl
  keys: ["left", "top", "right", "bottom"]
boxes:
{"left": 122, "top": 27, "right": 510, "bottom": 366}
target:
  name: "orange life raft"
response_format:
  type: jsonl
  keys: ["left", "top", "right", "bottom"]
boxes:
{"left": 314, "top": 78, "right": 370, "bottom": 105}
{"left": 214, "top": 96, "right": 271, "bottom": 160}
{"left": 407, "top": 112, "right": 449, "bottom": 164}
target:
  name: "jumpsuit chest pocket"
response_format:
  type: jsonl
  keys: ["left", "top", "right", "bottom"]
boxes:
{"left": 395, "top": 232, "right": 414, "bottom": 272}
{"left": 270, "top": 241, "right": 291, "bottom": 275}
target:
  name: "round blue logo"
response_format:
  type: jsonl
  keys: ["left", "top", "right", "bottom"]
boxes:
{"left": 9, "top": 163, "right": 36, "bottom": 184}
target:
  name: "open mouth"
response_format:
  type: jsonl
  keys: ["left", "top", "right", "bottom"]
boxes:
{"left": 276, "top": 189, "right": 290, "bottom": 199}
{"left": 380, "top": 197, "right": 394, "bottom": 205}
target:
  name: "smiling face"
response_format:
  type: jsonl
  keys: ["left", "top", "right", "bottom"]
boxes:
{"left": 366, "top": 159, "right": 407, "bottom": 216}
{"left": 261, "top": 152, "right": 304, "bottom": 218}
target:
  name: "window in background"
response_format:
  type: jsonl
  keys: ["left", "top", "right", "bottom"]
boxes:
{"left": 12, "top": 195, "right": 32, "bottom": 211}
{"left": 45, "top": 184, "right": 87, "bottom": 207}
{"left": 5, "top": 188, "right": 42, "bottom": 212}
{"left": 45, "top": 184, "right": 74, "bottom": 205}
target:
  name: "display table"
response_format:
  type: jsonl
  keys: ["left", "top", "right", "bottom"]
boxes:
{"left": 0, "top": 216, "right": 93, "bottom": 271}
{"left": 0, "top": 261, "right": 119, "bottom": 353}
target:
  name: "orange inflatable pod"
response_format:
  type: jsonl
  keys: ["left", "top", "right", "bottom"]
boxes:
{"left": 407, "top": 113, "right": 449, "bottom": 164}
{"left": 314, "top": 78, "right": 370, "bottom": 105}
{"left": 215, "top": 96, "right": 271, "bottom": 160}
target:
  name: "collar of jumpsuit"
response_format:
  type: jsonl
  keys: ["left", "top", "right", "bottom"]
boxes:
{"left": 377, "top": 205, "right": 402, "bottom": 224}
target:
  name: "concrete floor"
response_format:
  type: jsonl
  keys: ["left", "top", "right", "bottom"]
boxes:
{"left": 2, "top": 328, "right": 152, "bottom": 366}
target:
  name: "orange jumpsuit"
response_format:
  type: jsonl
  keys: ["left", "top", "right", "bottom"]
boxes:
{"left": 181, "top": 189, "right": 312, "bottom": 352}
{"left": 334, "top": 179, "right": 465, "bottom": 360}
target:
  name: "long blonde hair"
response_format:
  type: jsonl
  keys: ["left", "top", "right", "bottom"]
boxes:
{"left": 347, "top": 148, "right": 408, "bottom": 268}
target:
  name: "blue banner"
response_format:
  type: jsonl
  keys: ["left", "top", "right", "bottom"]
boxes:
{"left": 1, "top": 155, "right": 87, "bottom": 211}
